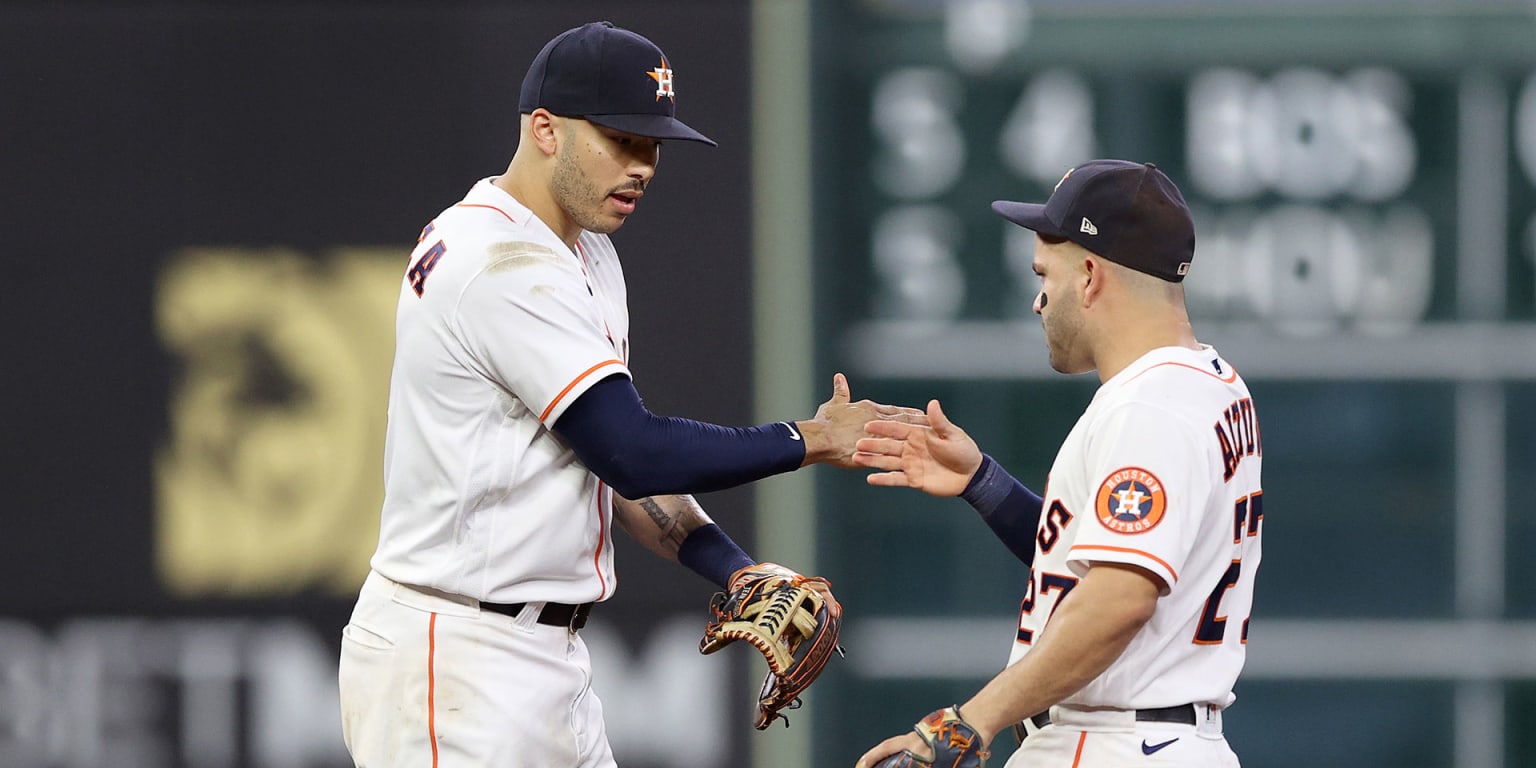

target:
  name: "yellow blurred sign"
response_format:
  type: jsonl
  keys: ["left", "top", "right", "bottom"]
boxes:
{"left": 155, "top": 247, "right": 402, "bottom": 596}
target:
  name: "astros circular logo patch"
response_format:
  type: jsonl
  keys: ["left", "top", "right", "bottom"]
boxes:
{"left": 1095, "top": 467, "right": 1167, "bottom": 534}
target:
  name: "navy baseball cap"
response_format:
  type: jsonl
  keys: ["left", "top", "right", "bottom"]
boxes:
{"left": 992, "top": 160, "right": 1195, "bottom": 282}
{"left": 518, "top": 21, "right": 716, "bottom": 146}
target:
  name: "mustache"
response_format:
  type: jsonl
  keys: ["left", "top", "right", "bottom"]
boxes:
{"left": 609, "top": 180, "right": 647, "bottom": 195}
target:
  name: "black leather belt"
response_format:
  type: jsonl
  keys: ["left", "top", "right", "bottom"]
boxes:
{"left": 1029, "top": 703, "right": 1197, "bottom": 731}
{"left": 481, "top": 600, "right": 593, "bottom": 631}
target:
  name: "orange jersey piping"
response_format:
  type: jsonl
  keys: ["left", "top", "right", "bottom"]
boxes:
{"left": 540, "top": 359, "right": 626, "bottom": 423}
{"left": 1127, "top": 360, "right": 1239, "bottom": 385}
{"left": 453, "top": 202, "right": 517, "bottom": 223}
{"left": 1069, "top": 544, "right": 1180, "bottom": 583}
{"left": 593, "top": 482, "right": 610, "bottom": 599}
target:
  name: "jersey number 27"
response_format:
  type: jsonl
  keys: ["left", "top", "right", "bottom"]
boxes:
{"left": 1194, "top": 491, "right": 1263, "bottom": 644}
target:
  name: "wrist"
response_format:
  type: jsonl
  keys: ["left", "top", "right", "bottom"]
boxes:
{"left": 959, "top": 455, "right": 1005, "bottom": 509}
{"left": 793, "top": 420, "right": 825, "bottom": 466}
{"left": 677, "top": 524, "right": 755, "bottom": 588}
{"left": 954, "top": 702, "right": 1006, "bottom": 747}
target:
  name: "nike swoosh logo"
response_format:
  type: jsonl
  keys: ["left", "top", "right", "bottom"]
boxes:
{"left": 781, "top": 422, "right": 802, "bottom": 441}
{"left": 1142, "top": 738, "right": 1178, "bottom": 755}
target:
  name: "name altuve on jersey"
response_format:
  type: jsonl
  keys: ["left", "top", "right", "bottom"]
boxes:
{"left": 1215, "top": 397, "right": 1261, "bottom": 482}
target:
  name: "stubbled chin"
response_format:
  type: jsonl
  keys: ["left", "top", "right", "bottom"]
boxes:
{"left": 585, "top": 212, "right": 625, "bottom": 235}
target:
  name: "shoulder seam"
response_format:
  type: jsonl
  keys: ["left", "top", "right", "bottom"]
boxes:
{"left": 1125, "top": 360, "right": 1239, "bottom": 386}
{"left": 452, "top": 202, "right": 518, "bottom": 223}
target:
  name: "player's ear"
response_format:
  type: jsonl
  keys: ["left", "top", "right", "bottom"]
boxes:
{"left": 1080, "top": 253, "right": 1103, "bottom": 307}
{"left": 527, "top": 109, "right": 561, "bottom": 157}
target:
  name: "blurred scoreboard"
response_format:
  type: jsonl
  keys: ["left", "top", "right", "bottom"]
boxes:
{"left": 809, "top": 3, "right": 1536, "bottom": 768}
{"left": 817, "top": 0, "right": 1536, "bottom": 374}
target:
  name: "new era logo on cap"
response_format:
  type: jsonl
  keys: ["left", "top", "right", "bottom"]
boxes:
{"left": 990, "top": 160, "right": 1196, "bottom": 283}
{"left": 518, "top": 21, "right": 715, "bottom": 146}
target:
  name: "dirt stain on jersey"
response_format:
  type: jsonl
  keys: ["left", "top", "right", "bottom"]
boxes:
{"left": 485, "top": 241, "right": 561, "bottom": 273}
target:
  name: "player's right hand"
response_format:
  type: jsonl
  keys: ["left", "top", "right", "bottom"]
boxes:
{"left": 853, "top": 399, "right": 983, "bottom": 498}
{"left": 799, "top": 373, "right": 925, "bottom": 469}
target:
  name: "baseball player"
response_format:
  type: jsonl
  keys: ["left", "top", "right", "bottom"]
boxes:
{"left": 852, "top": 161, "right": 1263, "bottom": 768}
{"left": 337, "top": 22, "right": 914, "bottom": 768}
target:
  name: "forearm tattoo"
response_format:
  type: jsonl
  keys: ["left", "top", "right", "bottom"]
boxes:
{"left": 639, "top": 496, "right": 690, "bottom": 550}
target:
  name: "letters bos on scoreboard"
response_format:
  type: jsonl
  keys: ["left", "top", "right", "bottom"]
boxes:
{"left": 819, "top": 2, "right": 1536, "bottom": 355}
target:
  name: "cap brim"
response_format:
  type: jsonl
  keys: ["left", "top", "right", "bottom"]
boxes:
{"left": 587, "top": 113, "right": 717, "bottom": 146}
{"left": 990, "top": 200, "right": 1062, "bottom": 236}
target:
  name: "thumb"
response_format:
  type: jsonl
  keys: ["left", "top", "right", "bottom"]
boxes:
{"left": 928, "top": 399, "right": 957, "bottom": 436}
{"left": 830, "top": 372, "right": 851, "bottom": 404}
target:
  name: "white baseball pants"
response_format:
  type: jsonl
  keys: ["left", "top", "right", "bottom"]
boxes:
{"left": 338, "top": 571, "right": 617, "bottom": 768}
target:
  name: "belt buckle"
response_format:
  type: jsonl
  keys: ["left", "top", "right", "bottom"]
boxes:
{"left": 567, "top": 602, "right": 591, "bottom": 632}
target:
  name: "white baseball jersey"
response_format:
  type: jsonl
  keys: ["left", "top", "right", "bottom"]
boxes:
{"left": 369, "top": 177, "right": 631, "bottom": 605}
{"left": 1007, "top": 344, "right": 1264, "bottom": 710}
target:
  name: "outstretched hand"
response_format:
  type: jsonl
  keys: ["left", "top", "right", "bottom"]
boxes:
{"left": 799, "top": 374, "right": 926, "bottom": 469}
{"left": 853, "top": 399, "right": 983, "bottom": 497}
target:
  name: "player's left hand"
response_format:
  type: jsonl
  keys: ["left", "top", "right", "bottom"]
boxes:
{"left": 853, "top": 398, "right": 982, "bottom": 497}
{"left": 855, "top": 707, "right": 991, "bottom": 767}
{"left": 800, "top": 373, "right": 926, "bottom": 468}
{"left": 854, "top": 731, "right": 930, "bottom": 768}
{"left": 699, "top": 562, "right": 843, "bottom": 729}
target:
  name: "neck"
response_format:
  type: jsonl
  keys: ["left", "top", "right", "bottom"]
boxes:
{"left": 1092, "top": 304, "right": 1200, "bottom": 383}
{"left": 495, "top": 155, "right": 581, "bottom": 247}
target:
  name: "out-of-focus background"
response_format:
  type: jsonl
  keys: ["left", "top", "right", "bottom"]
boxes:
{"left": 3, "top": 0, "right": 1534, "bottom": 767}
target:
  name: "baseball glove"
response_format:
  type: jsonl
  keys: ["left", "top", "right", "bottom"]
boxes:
{"left": 872, "top": 707, "right": 991, "bottom": 768}
{"left": 699, "top": 562, "right": 843, "bottom": 729}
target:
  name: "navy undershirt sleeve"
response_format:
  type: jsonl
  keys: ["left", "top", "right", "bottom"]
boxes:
{"left": 552, "top": 374, "right": 806, "bottom": 499}
{"left": 959, "top": 454, "right": 1044, "bottom": 566}
{"left": 676, "top": 524, "right": 755, "bottom": 588}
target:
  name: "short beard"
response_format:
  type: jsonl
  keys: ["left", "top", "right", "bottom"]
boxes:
{"left": 1043, "top": 302, "right": 1090, "bottom": 374}
{"left": 551, "top": 135, "right": 616, "bottom": 235}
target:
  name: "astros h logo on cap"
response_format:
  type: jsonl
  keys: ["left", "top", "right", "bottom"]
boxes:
{"left": 648, "top": 56, "right": 675, "bottom": 101}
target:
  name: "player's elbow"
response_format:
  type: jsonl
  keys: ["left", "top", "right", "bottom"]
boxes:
{"left": 1086, "top": 562, "right": 1162, "bottom": 632}
{"left": 1126, "top": 592, "right": 1158, "bottom": 629}
{"left": 584, "top": 449, "right": 666, "bottom": 499}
